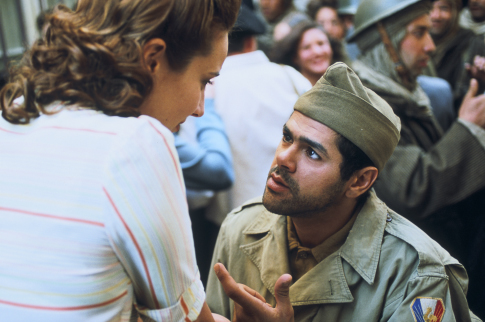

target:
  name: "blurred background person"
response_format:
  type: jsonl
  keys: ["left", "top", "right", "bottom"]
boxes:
{"left": 175, "top": 91, "right": 234, "bottom": 287}
{"left": 426, "top": 0, "right": 485, "bottom": 110}
{"left": 348, "top": 0, "right": 485, "bottom": 317}
{"left": 273, "top": 11, "right": 310, "bottom": 41}
{"left": 207, "top": 2, "right": 312, "bottom": 226}
{"left": 256, "top": 0, "right": 302, "bottom": 54}
{"left": 306, "top": 0, "right": 346, "bottom": 40}
{"left": 271, "top": 20, "right": 347, "bottom": 85}
{"left": 460, "top": 0, "right": 485, "bottom": 34}
{"left": 338, "top": 0, "right": 362, "bottom": 60}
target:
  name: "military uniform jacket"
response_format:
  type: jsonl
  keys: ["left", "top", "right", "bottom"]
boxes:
{"left": 206, "top": 192, "right": 481, "bottom": 322}
{"left": 351, "top": 61, "right": 485, "bottom": 319}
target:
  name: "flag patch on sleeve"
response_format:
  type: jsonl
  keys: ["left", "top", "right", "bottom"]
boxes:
{"left": 410, "top": 297, "right": 445, "bottom": 322}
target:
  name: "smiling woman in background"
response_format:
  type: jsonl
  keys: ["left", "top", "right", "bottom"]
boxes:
{"left": 270, "top": 20, "right": 347, "bottom": 85}
{"left": 0, "top": 0, "right": 241, "bottom": 321}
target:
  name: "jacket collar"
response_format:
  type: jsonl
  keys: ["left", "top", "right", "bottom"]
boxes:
{"left": 240, "top": 191, "right": 389, "bottom": 305}
{"left": 352, "top": 60, "right": 434, "bottom": 120}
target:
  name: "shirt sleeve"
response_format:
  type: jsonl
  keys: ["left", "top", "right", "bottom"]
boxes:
{"left": 174, "top": 98, "right": 234, "bottom": 191}
{"left": 102, "top": 116, "right": 205, "bottom": 322}
{"left": 387, "top": 265, "right": 480, "bottom": 322}
{"left": 374, "top": 121, "right": 485, "bottom": 218}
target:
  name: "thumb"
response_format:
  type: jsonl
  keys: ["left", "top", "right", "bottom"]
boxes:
{"left": 274, "top": 274, "right": 293, "bottom": 315}
{"left": 465, "top": 78, "right": 479, "bottom": 100}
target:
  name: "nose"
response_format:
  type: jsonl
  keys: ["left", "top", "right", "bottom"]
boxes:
{"left": 193, "top": 91, "right": 205, "bottom": 117}
{"left": 430, "top": 7, "right": 439, "bottom": 20}
{"left": 275, "top": 144, "right": 297, "bottom": 173}
{"left": 424, "top": 32, "right": 436, "bottom": 53}
{"left": 312, "top": 44, "right": 324, "bottom": 55}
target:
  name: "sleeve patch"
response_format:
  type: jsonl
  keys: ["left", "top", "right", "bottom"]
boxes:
{"left": 410, "top": 297, "right": 445, "bottom": 322}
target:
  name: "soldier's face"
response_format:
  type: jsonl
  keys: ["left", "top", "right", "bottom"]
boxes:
{"left": 430, "top": 1, "right": 453, "bottom": 37}
{"left": 262, "top": 112, "right": 348, "bottom": 218}
{"left": 399, "top": 14, "right": 436, "bottom": 77}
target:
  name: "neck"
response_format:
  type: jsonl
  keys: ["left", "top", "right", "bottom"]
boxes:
{"left": 291, "top": 198, "right": 359, "bottom": 248}
{"left": 301, "top": 70, "right": 321, "bottom": 86}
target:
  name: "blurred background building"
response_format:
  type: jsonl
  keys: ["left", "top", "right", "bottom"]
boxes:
{"left": 0, "top": 0, "right": 77, "bottom": 87}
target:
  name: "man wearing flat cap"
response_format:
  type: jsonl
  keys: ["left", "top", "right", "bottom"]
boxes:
{"left": 347, "top": 0, "right": 485, "bottom": 317}
{"left": 207, "top": 2, "right": 311, "bottom": 225}
{"left": 206, "top": 63, "right": 480, "bottom": 322}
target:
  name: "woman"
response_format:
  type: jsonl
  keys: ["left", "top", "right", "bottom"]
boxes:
{"left": 271, "top": 20, "right": 346, "bottom": 85}
{"left": 0, "top": 0, "right": 240, "bottom": 321}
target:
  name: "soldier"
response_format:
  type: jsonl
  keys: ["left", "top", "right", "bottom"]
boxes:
{"left": 347, "top": 0, "right": 485, "bottom": 318}
{"left": 207, "top": 63, "right": 481, "bottom": 322}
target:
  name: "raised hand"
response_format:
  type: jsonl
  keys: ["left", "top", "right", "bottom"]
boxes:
{"left": 213, "top": 263, "right": 294, "bottom": 322}
{"left": 458, "top": 78, "right": 485, "bottom": 128}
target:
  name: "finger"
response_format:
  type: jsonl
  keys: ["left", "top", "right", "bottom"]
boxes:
{"left": 214, "top": 263, "right": 260, "bottom": 308}
{"left": 464, "top": 78, "right": 479, "bottom": 100}
{"left": 274, "top": 274, "right": 293, "bottom": 316}
{"left": 240, "top": 284, "right": 267, "bottom": 303}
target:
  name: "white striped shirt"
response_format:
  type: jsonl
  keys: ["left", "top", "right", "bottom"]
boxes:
{"left": 0, "top": 107, "right": 205, "bottom": 321}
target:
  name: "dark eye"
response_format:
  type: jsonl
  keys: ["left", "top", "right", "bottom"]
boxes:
{"left": 413, "top": 30, "right": 425, "bottom": 38}
{"left": 306, "top": 148, "right": 320, "bottom": 160}
{"left": 282, "top": 133, "right": 292, "bottom": 143}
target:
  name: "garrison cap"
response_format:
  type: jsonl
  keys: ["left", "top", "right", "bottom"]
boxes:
{"left": 294, "top": 62, "right": 401, "bottom": 171}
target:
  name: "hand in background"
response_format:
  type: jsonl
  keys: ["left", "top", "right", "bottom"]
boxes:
{"left": 213, "top": 263, "right": 294, "bottom": 322}
{"left": 465, "top": 55, "right": 485, "bottom": 86}
{"left": 459, "top": 78, "right": 485, "bottom": 128}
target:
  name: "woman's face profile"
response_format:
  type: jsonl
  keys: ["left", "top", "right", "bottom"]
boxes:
{"left": 140, "top": 31, "right": 229, "bottom": 132}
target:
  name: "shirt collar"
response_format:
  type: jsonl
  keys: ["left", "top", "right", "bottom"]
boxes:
{"left": 220, "top": 50, "right": 269, "bottom": 72}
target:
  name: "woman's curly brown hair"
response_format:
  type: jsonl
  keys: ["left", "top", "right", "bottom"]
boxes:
{"left": 1, "top": 0, "right": 241, "bottom": 124}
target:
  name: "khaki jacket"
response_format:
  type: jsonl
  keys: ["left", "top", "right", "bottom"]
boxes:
{"left": 206, "top": 192, "right": 481, "bottom": 322}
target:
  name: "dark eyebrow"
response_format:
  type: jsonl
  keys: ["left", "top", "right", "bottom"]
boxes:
{"left": 414, "top": 25, "right": 429, "bottom": 32}
{"left": 283, "top": 124, "right": 330, "bottom": 159}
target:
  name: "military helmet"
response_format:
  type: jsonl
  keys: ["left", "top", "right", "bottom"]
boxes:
{"left": 338, "top": 0, "right": 361, "bottom": 15}
{"left": 347, "top": 0, "right": 421, "bottom": 42}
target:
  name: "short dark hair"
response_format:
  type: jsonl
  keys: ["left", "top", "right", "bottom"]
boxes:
{"left": 335, "top": 134, "right": 375, "bottom": 181}
{"left": 228, "top": 32, "right": 252, "bottom": 54}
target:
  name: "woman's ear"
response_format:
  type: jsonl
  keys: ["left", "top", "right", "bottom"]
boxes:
{"left": 345, "top": 166, "right": 378, "bottom": 199}
{"left": 142, "top": 38, "right": 167, "bottom": 73}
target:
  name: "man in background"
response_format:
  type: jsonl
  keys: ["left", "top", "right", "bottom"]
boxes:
{"left": 460, "top": 0, "right": 485, "bottom": 34}
{"left": 207, "top": 2, "right": 311, "bottom": 227}
{"left": 427, "top": 0, "right": 485, "bottom": 109}
{"left": 348, "top": 0, "right": 485, "bottom": 317}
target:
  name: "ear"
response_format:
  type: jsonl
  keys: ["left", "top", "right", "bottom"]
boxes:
{"left": 142, "top": 38, "right": 167, "bottom": 74}
{"left": 344, "top": 166, "right": 378, "bottom": 199}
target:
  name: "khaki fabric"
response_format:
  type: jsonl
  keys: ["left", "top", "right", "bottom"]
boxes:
{"left": 294, "top": 63, "right": 401, "bottom": 171}
{"left": 352, "top": 59, "right": 485, "bottom": 318}
{"left": 206, "top": 192, "right": 480, "bottom": 321}
{"left": 287, "top": 214, "right": 357, "bottom": 282}
{"left": 351, "top": 59, "right": 485, "bottom": 218}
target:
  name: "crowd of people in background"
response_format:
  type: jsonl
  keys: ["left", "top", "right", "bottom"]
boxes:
{"left": 181, "top": 0, "right": 485, "bottom": 320}
{"left": 1, "top": 0, "right": 485, "bottom": 321}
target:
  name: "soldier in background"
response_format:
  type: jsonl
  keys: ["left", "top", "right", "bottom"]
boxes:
{"left": 348, "top": 0, "right": 485, "bottom": 318}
